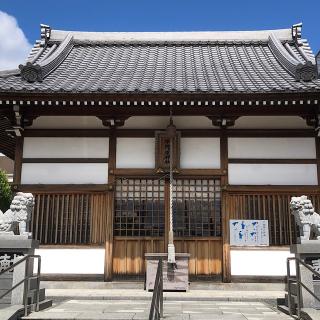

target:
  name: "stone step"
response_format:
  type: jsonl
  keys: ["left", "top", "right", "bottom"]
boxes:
{"left": 21, "top": 299, "right": 293, "bottom": 320}
{"left": 44, "top": 288, "right": 285, "bottom": 304}
{"left": 27, "top": 288, "right": 46, "bottom": 305}
{"left": 285, "top": 292, "right": 298, "bottom": 311}
{"left": 301, "top": 308, "right": 320, "bottom": 320}
{"left": 0, "top": 305, "right": 29, "bottom": 320}
{"left": 41, "top": 280, "right": 286, "bottom": 291}
{"left": 277, "top": 304, "right": 292, "bottom": 316}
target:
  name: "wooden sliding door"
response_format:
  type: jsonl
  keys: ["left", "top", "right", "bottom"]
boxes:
{"left": 112, "top": 177, "right": 223, "bottom": 277}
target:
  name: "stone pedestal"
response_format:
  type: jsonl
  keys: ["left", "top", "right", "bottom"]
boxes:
{"left": 145, "top": 253, "right": 190, "bottom": 291}
{"left": 0, "top": 235, "right": 39, "bottom": 305}
{"left": 291, "top": 241, "right": 320, "bottom": 309}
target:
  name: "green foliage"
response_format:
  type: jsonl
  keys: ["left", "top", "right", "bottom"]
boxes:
{"left": 0, "top": 170, "right": 12, "bottom": 212}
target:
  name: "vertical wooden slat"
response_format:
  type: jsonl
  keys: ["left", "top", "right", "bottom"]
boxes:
{"left": 44, "top": 195, "right": 50, "bottom": 244}
{"left": 13, "top": 136, "right": 23, "bottom": 184}
{"left": 69, "top": 195, "right": 75, "bottom": 243}
{"left": 54, "top": 194, "right": 59, "bottom": 244}
{"left": 64, "top": 195, "right": 69, "bottom": 244}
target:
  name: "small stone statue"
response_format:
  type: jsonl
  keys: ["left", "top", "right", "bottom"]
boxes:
{"left": 290, "top": 195, "right": 320, "bottom": 241}
{"left": 0, "top": 192, "right": 34, "bottom": 236}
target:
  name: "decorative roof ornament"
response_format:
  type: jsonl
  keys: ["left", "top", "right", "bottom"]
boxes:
{"left": 291, "top": 23, "right": 302, "bottom": 42}
{"left": 19, "top": 62, "right": 43, "bottom": 83}
{"left": 40, "top": 24, "right": 51, "bottom": 45}
{"left": 268, "top": 29, "right": 318, "bottom": 82}
{"left": 296, "top": 61, "right": 318, "bottom": 81}
{"left": 19, "top": 34, "right": 73, "bottom": 83}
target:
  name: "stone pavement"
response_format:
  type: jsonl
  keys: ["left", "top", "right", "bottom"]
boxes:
{"left": 24, "top": 300, "right": 293, "bottom": 319}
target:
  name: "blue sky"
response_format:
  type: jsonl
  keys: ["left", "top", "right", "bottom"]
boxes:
{"left": 0, "top": 0, "right": 319, "bottom": 66}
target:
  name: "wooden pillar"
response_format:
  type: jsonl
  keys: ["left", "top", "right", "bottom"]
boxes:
{"left": 104, "top": 130, "right": 116, "bottom": 281}
{"left": 13, "top": 136, "right": 23, "bottom": 185}
{"left": 221, "top": 132, "right": 231, "bottom": 282}
{"left": 316, "top": 136, "right": 320, "bottom": 186}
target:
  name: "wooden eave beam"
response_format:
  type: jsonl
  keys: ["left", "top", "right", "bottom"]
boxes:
{"left": 0, "top": 91, "right": 319, "bottom": 122}
{"left": 0, "top": 91, "right": 320, "bottom": 101}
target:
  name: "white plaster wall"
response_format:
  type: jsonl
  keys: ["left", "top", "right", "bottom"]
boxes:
{"left": 180, "top": 138, "right": 220, "bottom": 169}
{"left": 30, "top": 116, "right": 105, "bottom": 129}
{"left": 23, "top": 138, "right": 109, "bottom": 158}
{"left": 228, "top": 138, "right": 316, "bottom": 159}
{"left": 121, "top": 116, "right": 213, "bottom": 129}
{"left": 34, "top": 248, "right": 105, "bottom": 274}
{"left": 116, "top": 138, "right": 155, "bottom": 168}
{"left": 231, "top": 249, "right": 294, "bottom": 276}
{"left": 228, "top": 163, "right": 318, "bottom": 185}
{"left": 232, "top": 116, "right": 309, "bottom": 129}
{"left": 21, "top": 163, "right": 108, "bottom": 184}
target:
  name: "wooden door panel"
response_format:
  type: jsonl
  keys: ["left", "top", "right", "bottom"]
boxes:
{"left": 113, "top": 237, "right": 222, "bottom": 276}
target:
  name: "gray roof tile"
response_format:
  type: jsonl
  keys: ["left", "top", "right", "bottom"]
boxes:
{"left": 0, "top": 25, "right": 319, "bottom": 94}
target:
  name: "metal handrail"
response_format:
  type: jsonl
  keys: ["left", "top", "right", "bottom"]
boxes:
{"left": 287, "top": 257, "right": 320, "bottom": 319}
{"left": 149, "top": 259, "right": 163, "bottom": 320}
{"left": 0, "top": 254, "right": 41, "bottom": 317}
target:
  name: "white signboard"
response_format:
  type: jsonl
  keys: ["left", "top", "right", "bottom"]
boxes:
{"left": 230, "top": 219, "right": 269, "bottom": 246}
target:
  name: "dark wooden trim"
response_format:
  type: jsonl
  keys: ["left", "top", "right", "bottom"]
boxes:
{"left": 1, "top": 90, "right": 320, "bottom": 101}
{"left": 226, "top": 129, "right": 315, "bottom": 137}
{"left": 24, "top": 128, "right": 316, "bottom": 138}
{"left": 24, "top": 129, "right": 111, "bottom": 137}
{"left": 22, "top": 158, "right": 109, "bottom": 163}
{"left": 228, "top": 158, "right": 318, "bottom": 164}
{"left": 14, "top": 104, "right": 320, "bottom": 120}
{"left": 105, "top": 130, "right": 116, "bottom": 281}
{"left": 220, "top": 131, "right": 231, "bottom": 283}
{"left": 316, "top": 137, "right": 320, "bottom": 186}
{"left": 113, "top": 236, "right": 222, "bottom": 241}
{"left": 12, "top": 184, "right": 109, "bottom": 193}
{"left": 225, "top": 185, "right": 320, "bottom": 193}
{"left": 179, "top": 169, "right": 224, "bottom": 176}
{"left": 13, "top": 136, "right": 23, "bottom": 184}
{"left": 113, "top": 168, "right": 155, "bottom": 176}
{"left": 112, "top": 168, "right": 224, "bottom": 177}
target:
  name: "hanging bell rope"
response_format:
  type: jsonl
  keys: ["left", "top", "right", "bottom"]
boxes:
{"left": 166, "top": 111, "right": 176, "bottom": 265}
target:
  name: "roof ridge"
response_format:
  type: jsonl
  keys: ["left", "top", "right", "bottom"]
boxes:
{"left": 48, "top": 28, "right": 294, "bottom": 43}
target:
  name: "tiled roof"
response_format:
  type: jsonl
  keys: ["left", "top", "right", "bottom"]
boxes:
{"left": 0, "top": 23, "right": 319, "bottom": 94}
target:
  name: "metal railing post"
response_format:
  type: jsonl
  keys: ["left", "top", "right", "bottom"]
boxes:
{"left": 295, "top": 258, "right": 302, "bottom": 319}
{"left": 0, "top": 254, "right": 42, "bottom": 317}
{"left": 23, "top": 256, "right": 30, "bottom": 317}
{"left": 36, "top": 257, "right": 41, "bottom": 312}
{"left": 149, "top": 258, "right": 164, "bottom": 320}
{"left": 287, "top": 257, "right": 320, "bottom": 319}
{"left": 160, "top": 259, "right": 163, "bottom": 318}
{"left": 287, "top": 258, "right": 293, "bottom": 316}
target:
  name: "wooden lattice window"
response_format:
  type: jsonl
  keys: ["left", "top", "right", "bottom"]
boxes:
{"left": 31, "top": 194, "right": 91, "bottom": 244}
{"left": 173, "top": 179, "right": 221, "bottom": 237}
{"left": 114, "top": 178, "right": 165, "bottom": 237}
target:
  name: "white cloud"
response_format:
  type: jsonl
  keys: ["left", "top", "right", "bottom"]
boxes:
{"left": 0, "top": 11, "right": 32, "bottom": 71}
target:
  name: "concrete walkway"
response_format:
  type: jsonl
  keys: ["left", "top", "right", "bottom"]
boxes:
{"left": 24, "top": 299, "right": 293, "bottom": 319}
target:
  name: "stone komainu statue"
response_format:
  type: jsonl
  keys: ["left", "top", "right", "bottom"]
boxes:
{"left": 0, "top": 192, "right": 35, "bottom": 236}
{"left": 290, "top": 195, "right": 320, "bottom": 241}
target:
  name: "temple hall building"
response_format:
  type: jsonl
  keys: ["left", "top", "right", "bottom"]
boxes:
{"left": 0, "top": 23, "right": 319, "bottom": 282}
